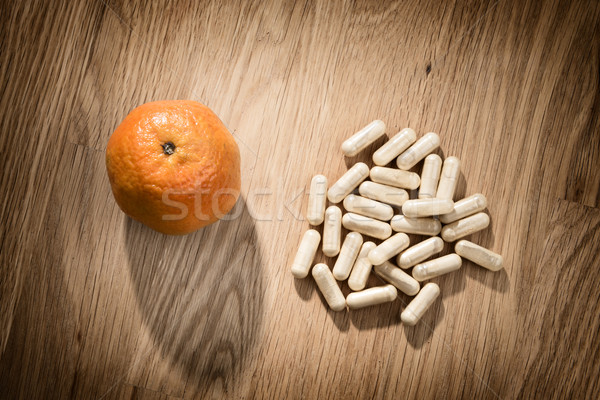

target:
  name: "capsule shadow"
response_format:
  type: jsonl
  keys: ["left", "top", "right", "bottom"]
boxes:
{"left": 293, "top": 275, "right": 315, "bottom": 300}
{"left": 312, "top": 285, "right": 350, "bottom": 331}
{"left": 348, "top": 292, "right": 403, "bottom": 330}
{"left": 453, "top": 170, "right": 468, "bottom": 201}
{"left": 466, "top": 262, "right": 510, "bottom": 293}
{"left": 403, "top": 299, "right": 445, "bottom": 349}
{"left": 438, "top": 265, "right": 467, "bottom": 299}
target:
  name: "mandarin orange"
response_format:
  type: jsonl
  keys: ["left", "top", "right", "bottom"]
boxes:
{"left": 105, "top": 100, "right": 241, "bottom": 235}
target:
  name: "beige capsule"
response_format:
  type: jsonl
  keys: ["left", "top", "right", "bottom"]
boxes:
{"left": 370, "top": 166, "right": 420, "bottom": 190}
{"left": 396, "top": 132, "right": 440, "bottom": 170}
{"left": 440, "top": 193, "right": 487, "bottom": 224}
{"left": 402, "top": 198, "right": 454, "bottom": 218}
{"left": 333, "top": 232, "right": 363, "bottom": 281}
{"left": 342, "top": 120, "right": 386, "bottom": 157}
{"left": 372, "top": 128, "right": 417, "bottom": 166}
{"left": 397, "top": 236, "right": 444, "bottom": 269}
{"left": 436, "top": 156, "right": 461, "bottom": 200}
{"left": 348, "top": 241, "right": 377, "bottom": 291}
{"left": 368, "top": 233, "right": 410, "bottom": 266}
{"left": 441, "top": 212, "right": 490, "bottom": 242}
{"left": 342, "top": 212, "right": 392, "bottom": 240}
{"left": 412, "top": 253, "right": 462, "bottom": 281}
{"left": 455, "top": 240, "right": 503, "bottom": 271}
{"left": 312, "top": 263, "right": 346, "bottom": 312}
{"left": 291, "top": 229, "right": 321, "bottom": 278}
{"left": 328, "top": 162, "right": 370, "bottom": 203}
{"left": 373, "top": 261, "right": 420, "bottom": 296}
{"left": 390, "top": 215, "right": 442, "bottom": 236}
{"left": 343, "top": 194, "right": 394, "bottom": 221}
{"left": 358, "top": 181, "right": 409, "bottom": 207}
{"left": 323, "top": 206, "right": 342, "bottom": 256}
{"left": 418, "top": 154, "right": 442, "bottom": 199}
{"left": 346, "top": 285, "right": 398, "bottom": 309}
{"left": 306, "top": 175, "right": 328, "bottom": 225}
{"left": 401, "top": 282, "right": 440, "bottom": 326}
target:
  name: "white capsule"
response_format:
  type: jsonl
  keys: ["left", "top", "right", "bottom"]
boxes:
{"left": 358, "top": 181, "right": 409, "bottom": 207}
{"left": 441, "top": 212, "right": 490, "bottom": 242}
{"left": 327, "top": 162, "right": 370, "bottom": 203}
{"left": 436, "top": 156, "right": 461, "bottom": 200}
{"left": 342, "top": 212, "right": 392, "bottom": 240}
{"left": 333, "top": 232, "right": 363, "bottom": 280}
{"left": 343, "top": 194, "right": 394, "bottom": 221}
{"left": 368, "top": 233, "right": 410, "bottom": 265}
{"left": 312, "top": 263, "right": 346, "bottom": 311}
{"left": 418, "top": 154, "right": 442, "bottom": 199}
{"left": 390, "top": 215, "right": 441, "bottom": 236}
{"left": 323, "top": 206, "right": 342, "bottom": 256}
{"left": 370, "top": 166, "right": 420, "bottom": 190}
{"left": 455, "top": 240, "right": 503, "bottom": 271}
{"left": 397, "top": 236, "right": 444, "bottom": 269}
{"left": 373, "top": 261, "right": 420, "bottom": 296}
{"left": 306, "top": 175, "right": 328, "bottom": 225}
{"left": 372, "top": 128, "right": 417, "bottom": 166}
{"left": 341, "top": 120, "right": 386, "bottom": 157}
{"left": 290, "top": 229, "right": 321, "bottom": 278}
{"left": 396, "top": 132, "right": 440, "bottom": 170}
{"left": 401, "top": 282, "right": 440, "bottom": 326}
{"left": 440, "top": 193, "right": 488, "bottom": 224}
{"left": 346, "top": 285, "right": 398, "bottom": 309}
{"left": 412, "top": 253, "right": 462, "bottom": 281}
{"left": 348, "top": 241, "right": 377, "bottom": 291}
{"left": 402, "top": 198, "right": 454, "bottom": 218}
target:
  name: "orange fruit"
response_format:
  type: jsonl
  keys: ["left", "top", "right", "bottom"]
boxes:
{"left": 105, "top": 100, "right": 241, "bottom": 235}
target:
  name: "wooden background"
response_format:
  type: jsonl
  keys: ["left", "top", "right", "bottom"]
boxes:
{"left": 1, "top": 0, "right": 599, "bottom": 398}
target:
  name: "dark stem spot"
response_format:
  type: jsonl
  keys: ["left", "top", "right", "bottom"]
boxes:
{"left": 425, "top": 62, "right": 432, "bottom": 75}
{"left": 161, "top": 141, "right": 175, "bottom": 155}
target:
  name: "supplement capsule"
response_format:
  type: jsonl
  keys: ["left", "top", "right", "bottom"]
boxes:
{"left": 291, "top": 229, "right": 321, "bottom": 278}
{"left": 396, "top": 132, "right": 440, "bottom": 170}
{"left": 372, "top": 128, "right": 417, "bottom": 166}
{"left": 323, "top": 206, "right": 342, "bottom": 256}
{"left": 346, "top": 285, "right": 398, "bottom": 309}
{"left": 390, "top": 215, "right": 441, "bottom": 236}
{"left": 401, "top": 282, "right": 440, "bottom": 326}
{"left": 402, "top": 198, "right": 454, "bottom": 218}
{"left": 370, "top": 166, "right": 420, "bottom": 190}
{"left": 374, "top": 261, "right": 420, "bottom": 296}
{"left": 342, "top": 212, "right": 392, "bottom": 240}
{"left": 343, "top": 194, "right": 394, "bottom": 221}
{"left": 418, "top": 154, "right": 442, "bottom": 199}
{"left": 328, "top": 162, "right": 370, "bottom": 203}
{"left": 368, "top": 233, "right": 410, "bottom": 266}
{"left": 348, "top": 241, "right": 377, "bottom": 291}
{"left": 342, "top": 120, "right": 386, "bottom": 157}
{"left": 358, "top": 181, "right": 409, "bottom": 207}
{"left": 333, "top": 232, "right": 363, "bottom": 280}
{"left": 440, "top": 193, "right": 487, "bottom": 224}
{"left": 455, "top": 240, "right": 503, "bottom": 271}
{"left": 441, "top": 212, "right": 490, "bottom": 242}
{"left": 436, "top": 156, "right": 461, "bottom": 200}
{"left": 397, "top": 236, "right": 444, "bottom": 269}
{"left": 412, "top": 253, "right": 462, "bottom": 281}
{"left": 306, "top": 175, "right": 328, "bottom": 225}
{"left": 312, "top": 263, "right": 346, "bottom": 312}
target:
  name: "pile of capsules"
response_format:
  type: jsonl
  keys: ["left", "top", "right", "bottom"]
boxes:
{"left": 291, "top": 120, "right": 503, "bottom": 326}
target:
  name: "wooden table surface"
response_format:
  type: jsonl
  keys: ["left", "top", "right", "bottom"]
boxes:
{"left": 1, "top": 0, "right": 599, "bottom": 398}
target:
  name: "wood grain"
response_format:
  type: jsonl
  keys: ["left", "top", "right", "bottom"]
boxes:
{"left": 1, "top": 0, "right": 599, "bottom": 398}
